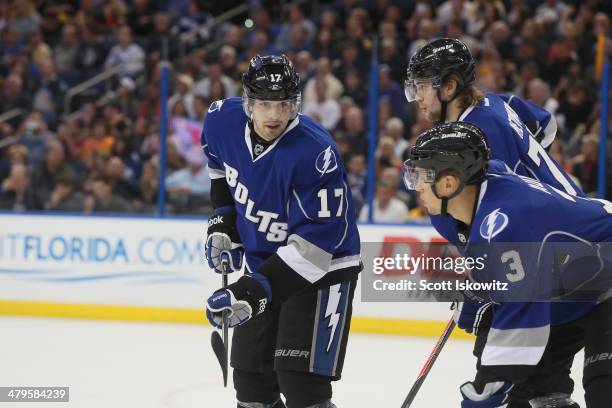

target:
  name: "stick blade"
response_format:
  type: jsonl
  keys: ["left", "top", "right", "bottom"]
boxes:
{"left": 211, "top": 331, "right": 228, "bottom": 387}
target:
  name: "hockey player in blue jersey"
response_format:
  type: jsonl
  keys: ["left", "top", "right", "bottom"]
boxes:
{"left": 404, "top": 38, "right": 590, "bottom": 406}
{"left": 404, "top": 37, "right": 581, "bottom": 246}
{"left": 202, "top": 55, "right": 361, "bottom": 408}
{"left": 404, "top": 121, "right": 612, "bottom": 408}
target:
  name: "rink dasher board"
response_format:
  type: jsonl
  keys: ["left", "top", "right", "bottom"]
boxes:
{"left": 0, "top": 213, "right": 470, "bottom": 338}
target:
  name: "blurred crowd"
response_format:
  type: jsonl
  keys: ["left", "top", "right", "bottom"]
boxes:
{"left": 0, "top": 0, "right": 610, "bottom": 223}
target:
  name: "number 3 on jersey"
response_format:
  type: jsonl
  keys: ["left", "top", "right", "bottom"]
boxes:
{"left": 318, "top": 188, "right": 344, "bottom": 218}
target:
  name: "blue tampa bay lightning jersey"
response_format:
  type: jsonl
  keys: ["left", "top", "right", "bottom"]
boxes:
{"left": 464, "top": 161, "right": 612, "bottom": 376}
{"left": 201, "top": 97, "right": 361, "bottom": 282}
{"left": 431, "top": 92, "right": 582, "bottom": 245}
{"left": 498, "top": 93, "right": 557, "bottom": 149}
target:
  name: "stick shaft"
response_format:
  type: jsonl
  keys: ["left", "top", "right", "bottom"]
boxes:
{"left": 400, "top": 318, "right": 456, "bottom": 408}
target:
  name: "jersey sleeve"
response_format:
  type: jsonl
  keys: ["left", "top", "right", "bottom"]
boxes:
{"left": 276, "top": 145, "right": 350, "bottom": 283}
{"left": 201, "top": 100, "right": 226, "bottom": 180}
{"left": 499, "top": 93, "right": 557, "bottom": 149}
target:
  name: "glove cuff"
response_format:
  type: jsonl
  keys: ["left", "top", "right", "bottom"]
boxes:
{"left": 229, "top": 274, "right": 272, "bottom": 316}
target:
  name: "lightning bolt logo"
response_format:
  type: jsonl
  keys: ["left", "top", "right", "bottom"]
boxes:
{"left": 486, "top": 209, "right": 499, "bottom": 239}
{"left": 479, "top": 208, "right": 509, "bottom": 242}
{"left": 316, "top": 146, "right": 338, "bottom": 176}
{"left": 324, "top": 284, "right": 342, "bottom": 352}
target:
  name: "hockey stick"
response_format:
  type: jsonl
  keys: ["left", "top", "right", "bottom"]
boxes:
{"left": 400, "top": 317, "right": 456, "bottom": 408}
{"left": 211, "top": 254, "right": 230, "bottom": 387}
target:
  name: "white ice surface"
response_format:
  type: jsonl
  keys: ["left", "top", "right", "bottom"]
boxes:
{"left": 0, "top": 317, "right": 586, "bottom": 407}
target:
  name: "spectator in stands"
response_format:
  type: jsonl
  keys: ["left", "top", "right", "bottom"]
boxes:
{"left": 572, "top": 134, "right": 600, "bottom": 196}
{"left": 335, "top": 106, "right": 368, "bottom": 157}
{"left": 168, "top": 73, "right": 195, "bottom": 119}
{"left": 346, "top": 154, "right": 366, "bottom": 214}
{"left": 376, "top": 136, "right": 402, "bottom": 174}
{"left": 0, "top": 28, "right": 23, "bottom": 71}
{"left": 8, "top": 0, "right": 40, "bottom": 43}
{"left": 165, "top": 147, "right": 210, "bottom": 212}
{"left": 378, "top": 64, "right": 405, "bottom": 118}
{"left": 104, "top": 25, "right": 145, "bottom": 79}
{"left": 135, "top": 158, "right": 159, "bottom": 213}
{"left": 194, "top": 62, "right": 237, "bottom": 99}
{"left": 303, "top": 57, "right": 343, "bottom": 106}
{"left": 1, "top": 74, "right": 30, "bottom": 113}
{"left": 192, "top": 95, "right": 208, "bottom": 122}
{"left": 84, "top": 175, "right": 130, "bottom": 213}
{"left": 341, "top": 68, "right": 367, "bottom": 107}
{"left": 557, "top": 81, "right": 592, "bottom": 137}
{"left": 29, "top": 139, "right": 73, "bottom": 209}
{"left": 0, "top": 163, "right": 36, "bottom": 211}
{"left": 18, "top": 112, "right": 53, "bottom": 165}
{"left": 32, "top": 58, "right": 67, "bottom": 125}
{"left": 74, "top": 26, "right": 108, "bottom": 80}
{"left": 275, "top": 5, "right": 316, "bottom": 52}
{"left": 166, "top": 147, "right": 210, "bottom": 195}
{"left": 125, "top": 0, "right": 156, "bottom": 39}
{"left": 302, "top": 77, "right": 341, "bottom": 131}
{"left": 106, "top": 156, "right": 140, "bottom": 203}
{"left": 83, "top": 119, "right": 114, "bottom": 157}
{"left": 54, "top": 24, "right": 79, "bottom": 77}
{"left": 145, "top": 12, "right": 180, "bottom": 62}
{"left": 46, "top": 170, "right": 85, "bottom": 212}
{"left": 358, "top": 167, "right": 409, "bottom": 223}
{"left": 384, "top": 117, "right": 409, "bottom": 159}
{"left": 527, "top": 78, "right": 558, "bottom": 115}
{"left": 29, "top": 29, "right": 52, "bottom": 67}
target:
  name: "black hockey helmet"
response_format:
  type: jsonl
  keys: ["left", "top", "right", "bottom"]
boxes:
{"left": 404, "top": 122, "right": 489, "bottom": 214}
{"left": 405, "top": 38, "right": 476, "bottom": 100}
{"left": 405, "top": 121, "right": 489, "bottom": 188}
{"left": 242, "top": 54, "right": 301, "bottom": 119}
{"left": 242, "top": 54, "right": 300, "bottom": 100}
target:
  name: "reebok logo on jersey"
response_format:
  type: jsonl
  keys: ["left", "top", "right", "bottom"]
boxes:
{"left": 479, "top": 208, "right": 509, "bottom": 242}
{"left": 316, "top": 146, "right": 338, "bottom": 177}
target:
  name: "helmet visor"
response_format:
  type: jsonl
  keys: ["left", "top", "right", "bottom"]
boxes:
{"left": 403, "top": 78, "right": 436, "bottom": 102}
{"left": 403, "top": 160, "right": 436, "bottom": 190}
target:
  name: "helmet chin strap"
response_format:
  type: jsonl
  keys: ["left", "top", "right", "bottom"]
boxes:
{"left": 435, "top": 78, "right": 465, "bottom": 123}
{"left": 432, "top": 182, "right": 465, "bottom": 216}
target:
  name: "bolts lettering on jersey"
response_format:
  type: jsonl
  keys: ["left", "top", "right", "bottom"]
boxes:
{"left": 223, "top": 163, "right": 289, "bottom": 242}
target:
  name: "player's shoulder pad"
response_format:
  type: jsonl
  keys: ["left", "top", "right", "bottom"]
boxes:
{"left": 205, "top": 97, "right": 243, "bottom": 119}
{"left": 290, "top": 115, "right": 342, "bottom": 182}
{"left": 476, "top": 174, "right": 526, "bottom": 243}
{"left": 202, "top": 97, "right": 245, "bottom": 145}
